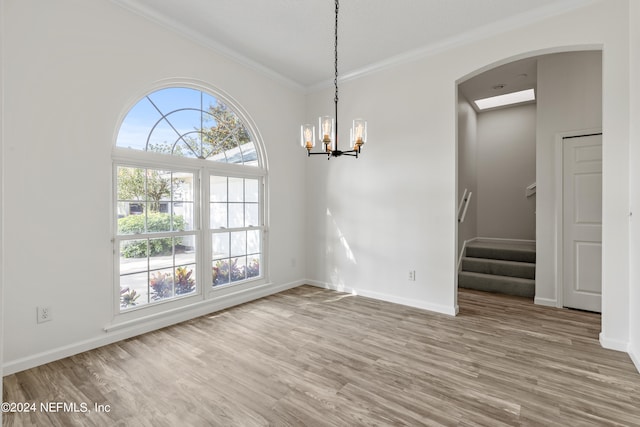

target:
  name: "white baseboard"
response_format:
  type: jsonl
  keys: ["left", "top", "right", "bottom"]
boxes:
{"left": 534, "top": 297, "right": 557, "bottom": 307}
{"left": 628, "top": 343, "right": 640, "bottom": 374}
{"left": 307, "top": 280, "right": 457, "bottom": 316}
{"left": 306, "top": 279, "right": 357, "bottom": 295}
{"left": 599, "top": 332, "right": 629, "bottom": 352}
{"left": 3, "top": 280, "right": 304, "bottom": 376}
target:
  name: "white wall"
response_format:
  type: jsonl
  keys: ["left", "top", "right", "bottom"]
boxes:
{"left": 305, "top": 64, "right": 459, "bottom": 314}
{"left": 2, "top": 0, "right": 307, "bottom": 372}
{"left": 477, "top": 104, "right": 536, "bottom": 240}
{"left": 2, "top": 0, "right": 638, "bottom": 375}
{"left": 535, "top": 51, "right": 603, "bottom": 307}
{"left": 629, "top": 0, "right": 640, "bottom": 370}
{"left": 305, "top": 0, "right": 633, "bottom": 352}
{"left": 0, "top": 0, "right": 4, "bottom": 420}
{"left": 457, "top": 97, "right": 478, "bottom": 257}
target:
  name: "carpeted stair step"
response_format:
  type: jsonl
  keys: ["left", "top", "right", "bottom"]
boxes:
{"left": 461, "top": 257, "right": 535, "bottom": 280}
{"left": 465, "top": 245, "right": 536, "bottom": 263}
{"left": 458, "top": 271, "right": 535, "bottom": 298}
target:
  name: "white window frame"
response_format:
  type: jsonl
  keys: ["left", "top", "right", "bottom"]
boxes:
{"left": 111, "top": 83, "right": 268, "bottom": 323}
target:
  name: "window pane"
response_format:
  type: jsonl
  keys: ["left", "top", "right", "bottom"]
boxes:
{"left": 117, "top": 167, "right": 193, "bottom": 237}
{"left": 239, "top": 141, "right": 259, "bottom": 166}
{"left": 228, "top": 203, "right": 244, "bottom": 228}
{"left": 146, "top": 212, "right": 173, "bottom": 233}
{"left": 145, "top": 169, "right": 172, "bottom": 204}
{"left": 117, "top": 167, "right": 143, "bottom": 201}
{"left": 210, "top": 203, "right": 227, "bottom": 229}
{"left": 116, "top": 99, "right": 161, "bottom": 151}
{"left": 212, "top": 259, "right": 230, "bottom": 286}
{"left": 148, "top": 237, "right": 174, "bottom": 271}
{"left": 147, "top": 121, "right": 178, "bottom": 154}
{"left": 245, "top": 203, "right": 259, "bottom": 227}
{"left": 247, "top": 255, "right": 261, "bottom": 279}
{"left": 173, "top": 138, "right": 200, "bottom": 158}
{"left": 210, "top": 176, "right": 227, "bottom": 202}
{"left": 228, "top": 177, "right": 244, "bottom": 202}
{"left": 173, "top": 172, "right": 194, "bottom": 230}
{"left": 147, "top": 87, "right": 201, "bottom": 113}
{"left": 178, "top": 235, "right": 196, "bottom": 262}
{"left": 245, "top": 179, "right": 259, "bottom": 203}
{"left": 120, "top": 273, "right": 149, "bottom": 309}
{"left": 163, "top": 109, "right": 203, "bottom": 139}
{"left": 118, "top": 209, "right": 146, "bottom": 235}
{"left": 247, "top": 229, "right": 260, "bottom": 255}
{"left": 202, "top": 93, "right": 218, "bottom": 112}
{"left": 231, "top": 257, "right": 247, "bottom": 282}
{"left": 173, "top": 173, "right": 194, "bottom": 202}
{"left": 116, "top": 202, "right": 129, "bottom": 221}
{"left": 120, "top": 238, "right": 149, "bottom": 260}
{"left": 174, "top": 264, "right": 196, "bottom": 296}
{"left": 149, "top": 268, "right": 175, "bottom": 301}
{"left": 174, "top": 202, "right": 194, "bottom": 231}
{"left": 212, "top": 233, "right": 229, "bottom": 260}
{"left": 147, "top": 87, "right": 201, "bottom": 114}
{"left": 231, "top": 231, "right": 246, "bottom": 257}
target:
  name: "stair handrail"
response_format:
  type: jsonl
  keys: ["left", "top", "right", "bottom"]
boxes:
{"left": 457, "top": 189, "right": 468, "bottom": 219}
{"left": 458, "top": 191, "right": 472, "bottom": 223}
{"left": 526, "top": 182, "right": 536, "bottom": 198}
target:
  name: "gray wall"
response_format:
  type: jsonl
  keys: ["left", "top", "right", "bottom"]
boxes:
{"left": 477, "top": 103, "right": 536, "bottom": 240}
{"left": 457, "top": 97, "right": 478, "bottom": 255}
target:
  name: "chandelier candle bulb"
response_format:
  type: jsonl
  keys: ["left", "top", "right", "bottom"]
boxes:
{"left": 350, "top": 119, "right": 367, "bottom": 150}
{"left": 319, "top": 116, "right": 334, "bottom": 143}
{"left": 301, "top": 124, "right": 316, "bottom": 151}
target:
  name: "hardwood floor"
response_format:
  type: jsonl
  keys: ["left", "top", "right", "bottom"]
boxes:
{"left": 3, "top": 286, "right": 640, "bottom": 426}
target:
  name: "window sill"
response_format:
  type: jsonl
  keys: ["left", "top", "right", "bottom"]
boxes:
{"left": 105, "top": 279, "right": 272, "bottom": 333}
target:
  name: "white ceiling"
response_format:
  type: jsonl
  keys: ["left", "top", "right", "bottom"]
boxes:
{"left": 458, "top": 56, "right": 538, "bottom": 110}
{"left": 113, "top": 0, "right": 593, "bottom": 90}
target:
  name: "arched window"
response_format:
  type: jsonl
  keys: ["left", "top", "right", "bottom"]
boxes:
{"left": 113, "top": 86, "right": 267, "bottom": 313}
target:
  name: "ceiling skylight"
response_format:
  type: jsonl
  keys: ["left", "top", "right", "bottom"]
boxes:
{"left": 474, "top": 88, "right": 535, "bottom": 111}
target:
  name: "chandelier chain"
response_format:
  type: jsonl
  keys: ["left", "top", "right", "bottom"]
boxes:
{"left": 301, "top": 0, "right": 365, "bottom": 159}
{"left": 334, "top": 0, "right": 339, "bottom": 104}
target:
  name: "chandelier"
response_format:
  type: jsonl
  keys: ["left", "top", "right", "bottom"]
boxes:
{"left": 300, "top": 0, "right": 367, "bottom": 159}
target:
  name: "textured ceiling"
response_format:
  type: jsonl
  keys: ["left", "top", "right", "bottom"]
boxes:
{"left": 113, "top": 0, "right": 593, "bottom": 89}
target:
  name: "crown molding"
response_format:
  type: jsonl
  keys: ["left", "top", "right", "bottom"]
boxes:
{"left": 113, "top": 0, "right": 596, "bottom": 94}
{"left": 307, "top": 0, "right": 597, "bottom": 92}
{"left": 111, "top": 0, "right": 306, "bottom": 93}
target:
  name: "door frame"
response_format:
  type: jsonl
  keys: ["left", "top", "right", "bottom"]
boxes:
{"left": 553, "top": 128, "right": 602, "bottom": 308}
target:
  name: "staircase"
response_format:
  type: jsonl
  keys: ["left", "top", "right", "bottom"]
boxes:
{"left": 458, "top": 241, "right": 535, "bottom": 298}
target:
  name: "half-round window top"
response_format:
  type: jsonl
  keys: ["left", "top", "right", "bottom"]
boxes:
{"left": 117, "top": 87, "right": 258, "bottom": 166}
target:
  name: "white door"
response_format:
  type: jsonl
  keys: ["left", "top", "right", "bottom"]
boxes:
{"left": 563, "top": 133, "right": 602, "bottom": 312}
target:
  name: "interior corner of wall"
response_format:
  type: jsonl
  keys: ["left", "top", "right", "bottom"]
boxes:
{"left": 628, "top": 341, "right": 640, "bottom": 374}
{"left": 599, "top": 332, "right": 629, "bottom": 353}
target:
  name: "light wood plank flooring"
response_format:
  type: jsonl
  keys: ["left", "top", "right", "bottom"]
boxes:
{"left": 3, "top": 286, "right": 640, "bottom": 426}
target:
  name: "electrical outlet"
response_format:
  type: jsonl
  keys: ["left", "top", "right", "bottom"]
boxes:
{"left": 37, "top": 306, "right": 52, "bottom": 323}
{"left": 408, "top": 270, "right": 416, "bottom": 281}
